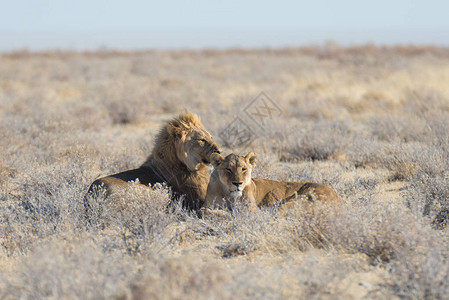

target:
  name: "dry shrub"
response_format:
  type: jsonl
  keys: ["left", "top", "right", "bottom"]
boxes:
{"left": 1, "top": 236, "right": 139, "bottom": 299}
{"left": 85, "top": 182, "right": 178, "bottom": 254}
{"left": 105, "top": 99, "right": 140, "bottom": 125}
{"left": 132, "top": 249, "right": 378, "bottom": 299}
{"left": 131, "top": 255, "right": 230, "bottom": 299}
{"left": 405, "top": 89, "right": 449, "bottom": 120}
{"left": 327, "top": 199, "right": 424, "bottom": 264}
{"left": 283, "top": 120, "right": 352, "bottom": 162}
{"left": 400, "top": 125, "right": 449, "bottom": 218}
{"left": 368, "top": 116, "right": 430, "bottom": 143}
{"left": 200, "top": 203, "right": 284, "bottom": 254}
{"left": 0, "top": 161, "right": 88, "bottom": 255}
{"left": 390, "top": 237, "right": 449, "bottom": 299}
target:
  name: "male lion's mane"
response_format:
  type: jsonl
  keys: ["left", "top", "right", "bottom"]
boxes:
{"left": 86, "top": 112, "right": 218, "bottom": 212}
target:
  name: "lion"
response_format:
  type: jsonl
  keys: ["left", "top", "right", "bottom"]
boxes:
{"left": 202, "top": 152, "right": 341, "bottom": 213}
{"left": 85, "top": 112, "right": 221, "bottom": 212}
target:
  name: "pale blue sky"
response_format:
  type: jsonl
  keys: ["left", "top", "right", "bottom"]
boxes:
{"left": 1, "top": 0, "right": 448, "bottom": 50}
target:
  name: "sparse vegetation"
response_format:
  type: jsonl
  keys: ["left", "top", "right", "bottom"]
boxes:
{"left": 1, "top": 45, "right": 449, "bottom": 299}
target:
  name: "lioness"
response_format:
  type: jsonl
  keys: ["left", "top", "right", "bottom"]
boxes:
{"left": 203, "top": 152, "right": 341, "bottom": 212}
{"left": 86, "top": 112, "right": 221, "bottom": 211}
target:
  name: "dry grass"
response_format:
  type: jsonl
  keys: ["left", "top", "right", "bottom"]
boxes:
{"left": 1, "top": 45, "right": 449, "bottom": 299}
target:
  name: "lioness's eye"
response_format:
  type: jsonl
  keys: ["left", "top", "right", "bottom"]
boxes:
{"left": 200, "top": 139, "right": 207, "bottom": 143}
{"left": 242, "top": 168, "right": 247, "bottom": 172}
{"left": 226, "top": 168, "right": 232, "bottom": 173}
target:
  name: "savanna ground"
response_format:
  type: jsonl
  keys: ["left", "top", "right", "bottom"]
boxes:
{"left": 1, "top": 45, "right": 449, "bottom": 299}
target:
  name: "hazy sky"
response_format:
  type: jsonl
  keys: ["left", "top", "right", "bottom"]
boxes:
{"left": 1, "top": 0, "right": 448, "bottom": 50}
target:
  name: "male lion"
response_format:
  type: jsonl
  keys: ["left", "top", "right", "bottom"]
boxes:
{"left": 86, "top": 112, "right": 221, "bottom": 211}
{"left": 202, "top": 152, "right": 341, "bottom": 212}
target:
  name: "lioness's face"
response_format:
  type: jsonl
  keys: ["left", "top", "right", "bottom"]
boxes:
{"left": 210, "top": 152, "right": 257, "bottom": 197}
{"left": 177, "top": 127, "right": 221, "bottom": 171}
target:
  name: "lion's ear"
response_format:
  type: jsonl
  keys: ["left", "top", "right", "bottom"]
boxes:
{"left": 167, "top": 112, "right": 200, "bottom": 138}
{"left": 245, "top": 152, "right": 257, "bottom": 168}
{"left": 210, "top": 153, "right": 225, "bottom": 168}
{"left": 167, "top": 122, "right": 185, "bottom": 138}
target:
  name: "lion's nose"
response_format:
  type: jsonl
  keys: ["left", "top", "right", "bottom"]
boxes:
{"left": 212, "top": 146, "right": 221, "bottom": 154}
{"left": 232, "top": 181, "right": 243, "bottom": 187}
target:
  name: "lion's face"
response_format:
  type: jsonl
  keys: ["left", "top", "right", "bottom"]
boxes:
{"left": 176, "top": 126, "right": 221, "bottom": 171}
{"left": 210, "top": 152, "right": 257, "bottom": 198}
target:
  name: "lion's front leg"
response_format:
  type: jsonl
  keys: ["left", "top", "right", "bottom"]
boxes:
{"left": 246, "top": 194, "right": 259, "bottom": 213}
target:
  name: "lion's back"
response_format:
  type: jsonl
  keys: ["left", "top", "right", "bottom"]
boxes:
{"left": 252, "top": 178, "right": 341, "bottom": 206}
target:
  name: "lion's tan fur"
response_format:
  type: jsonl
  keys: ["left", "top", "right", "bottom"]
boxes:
{"left": 203, "top": 152, "right": 341, "bottom": 212}
{"left": 144, "top": 112, "right": 203, "bottom": 167}
{"left": 87, "top": 112, "right": 220, "bottom": 211}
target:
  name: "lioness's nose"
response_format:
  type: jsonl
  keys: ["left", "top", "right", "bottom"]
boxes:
{"left": 232, "top": 181, "right": 243, "bottom": 187}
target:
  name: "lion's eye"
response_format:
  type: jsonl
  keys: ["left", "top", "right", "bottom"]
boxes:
{"left": 199, "top": 139, "right": 207, "bottom": 143}
{"left": 242, "top": 168, "right": 247, "bottom": 172}
{"left": 226, "top": 168, "right": 232, "bottom": 173}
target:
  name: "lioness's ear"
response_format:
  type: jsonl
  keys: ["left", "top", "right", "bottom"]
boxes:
{"left": 245, "top": 152, "right": 257, "bottom": 168}
{"left": 210, "top": 153, "right": 224, "bottom": 168}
